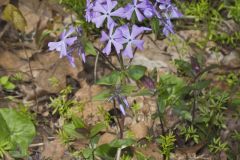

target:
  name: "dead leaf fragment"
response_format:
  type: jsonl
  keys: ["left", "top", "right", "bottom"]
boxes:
{"left": 130, "top": 121, "right": 148, "bottom": 140}
{"left": 98, "top": 132, "right": 116, "bottom": 146}
{"left": 41, "top": 139, "right": 65, "bottom": 160}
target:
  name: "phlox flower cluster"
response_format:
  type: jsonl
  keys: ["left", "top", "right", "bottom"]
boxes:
{"left": 48, "top": 0, "right": 182, "bottom": 115}
{"left": 85, "top": 0, "right": 182, "bottom": 58}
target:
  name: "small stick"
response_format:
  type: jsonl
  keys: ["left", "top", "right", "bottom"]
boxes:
{"left": 29, "top": 143, "right": 44, "bottom": 148}
{"left": 19, "top": 35, "right": 39, "bottom": 110}
{"left": 94, "top": 52, "right": 100, "bottom": 82}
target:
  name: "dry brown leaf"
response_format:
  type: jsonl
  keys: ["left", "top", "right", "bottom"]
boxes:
{"left": 41, "top": 139, "right": 66, "bottom": 160}
{"left": 98, "top": 132, "right": 116, "bottom": 146}
{"left": 130, "top": 121, "right": 148, "bottom": 140}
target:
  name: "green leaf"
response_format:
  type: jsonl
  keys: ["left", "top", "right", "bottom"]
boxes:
{"left": 81, "top": 148, "right": 94, "bottom": 159}
{"left": 174, "top": 59, "right": 194, "bottom": 77}
{"left": 96, "top": 71, "right": 121, "bottom": 86}
{"left": 121, "top": 84, "right": 136, "bottom": 95}
{"left": 109, "top": 138, "right": 135, "bottom": 148}
{"left": 0, "top": 113, "right": 10, "bottom": 142}
{"left": 2, "top": 4, "right": 27, "bottom": 32}
{"left": 0, "top": 76, "right": 9, "bottom": 85}
{"left": 180, "top": 111, "right": 192, "bottom": 121}
{"left": 62, "top": 123, "right": 84, "bottom": 139}
{"left": 95, "top": 138, "right": 135, "bottom": 160}
{"left": 159, "top": 73, "right": 186, "bottom": 96}
{"left": 157, "top": 98, "right": 167, "bottom": 114}
{"left": 4, "top": 82, "right": 15, "bottom": 90}
{"left": 72, "top": 116, "right": 85, "bottom": 128}
{"left": 84, "top": 41, "right": 96, "bottom": 56}
{"left": 150, "top": 17, "right": 160, "bottom": 36}
{"left": 0, "top": 108, "right": 36, "bottom": 158}
{"left": 132, "top": 88, "right": 154, "bottom": 97}
{"left": 90, "top": 122, "right": 106, "bottom": 137}
{"left": 93, "top": 89, "right": 111, "bottom": 101}
{"left": 95, "top": 144, "right": 117, "bottom": 160}
{"left": 191, "top": 80, "right": 211, "bottom": 90}
{"left": 230, "top": 98, "right": 240, "bottom": 107}
{"left": 127, "top": 65, "right": 147, "bottom": 81}
{"left": 135, "top": 151, "right": 148, "bottom": 160}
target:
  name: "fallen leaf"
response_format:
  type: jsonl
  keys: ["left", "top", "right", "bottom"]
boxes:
{"left": 41, "top": 139, "right": 65, "bottom": 160}
{"left": 130, "top": 121, "right": 148, "bottom": 140}
{"left": 98, "top": 132, "right": 116, "bottom": 146}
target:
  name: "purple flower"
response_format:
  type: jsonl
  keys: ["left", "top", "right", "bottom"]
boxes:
{"left": 119, "top": 104, "right": 126, "bottom": 115}
{"left": 92, "top": 0, "right": 125, "bottom": 28}
{"left": 117, "top": 96, "right": 129, "bottom": 116}
{"left": 119, "top": 24, "right": 151, "bottom": 58}
{"left": 143, "top": 5, "right": 155, "bottom": 18}
{"left": 162, "top": 19, "right": 174, "bottom": 36}
{"left": 85, "top": 0, "right": 94, "bottom": 22}
{"left": 124, "top": 0, "right": 149, "bottom": 22}
{"left": 100, "top": 24, "right": 123, "bottom": 55}
{"left": 158, "top": 0, "right": 182, "bottom": 18}
{"left": 48, "top": 26, "right": 77, "bottom": 58}
{"left": 48, "top": 26, "right": 86, "bottom": 66}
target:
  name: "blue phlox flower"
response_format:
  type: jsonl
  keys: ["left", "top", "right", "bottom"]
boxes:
{"left": 48, "top": 26, "right": 77, "bottom": 58}
{"left": 92, "top": 0, "right": 125, "bottom": 28}
{"left": 100, "top": 23, "right": 123, "bottom": 55}
{"left": 118, "top": 24, "right": 151, "bottom": 58}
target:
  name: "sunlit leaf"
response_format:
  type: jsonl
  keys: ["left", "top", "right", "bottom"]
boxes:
{"left": 2, "top": 4, "right": 27, "bottom": 32}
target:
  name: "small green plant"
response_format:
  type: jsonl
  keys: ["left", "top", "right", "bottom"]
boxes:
{"left": 198, "top": 89, "right": 228, "bottom": 129}
{"left": 232, "top": 130, "right": 240, "bottom": 141}
{"left": 97, "top": 106, "right": 111, "bottom": 126}
{"left": 183, "top": 0, "right": 210, "bottom": 21}
{"left": 180, "top": 125, "right": 200, "bottom": 144}
{"left": 48, "top": 76, "right": 60, "bottom": 87}
{"left": 12, "top": 72, "right": 23, "bottom": 82}
{"left": 209, "top": 137, "right": 228, "bottom": 154}
{"left": 0, "top": 76, "right": 15, "bottom": 90}
{"left": 228, "top": 0, "right": 240, "bottom": 22}
{"left": 157, "top": 132, "right": 176, "bottom": 160}
{"left": 49, "top": 86, "right": 77, "bottom": 116}
{"left": 131, "top": 102, "right": 141, "bottom": 115}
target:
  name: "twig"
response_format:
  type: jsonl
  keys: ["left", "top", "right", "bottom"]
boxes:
{"left": 115, "top": 148, "right": 122, "bottom": 160}
{"left": 19, "top": 34, "right": 39, "bottom": 110}
{"left": 29, "top": 143, "right": 44, "bottom": 148}
{"left": 94, "top": 52, "right": 100, "bottom": 83}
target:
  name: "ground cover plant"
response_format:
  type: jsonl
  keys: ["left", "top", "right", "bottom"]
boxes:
{"left": 0, "top": 0, "right": 240, "bottom": 159}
